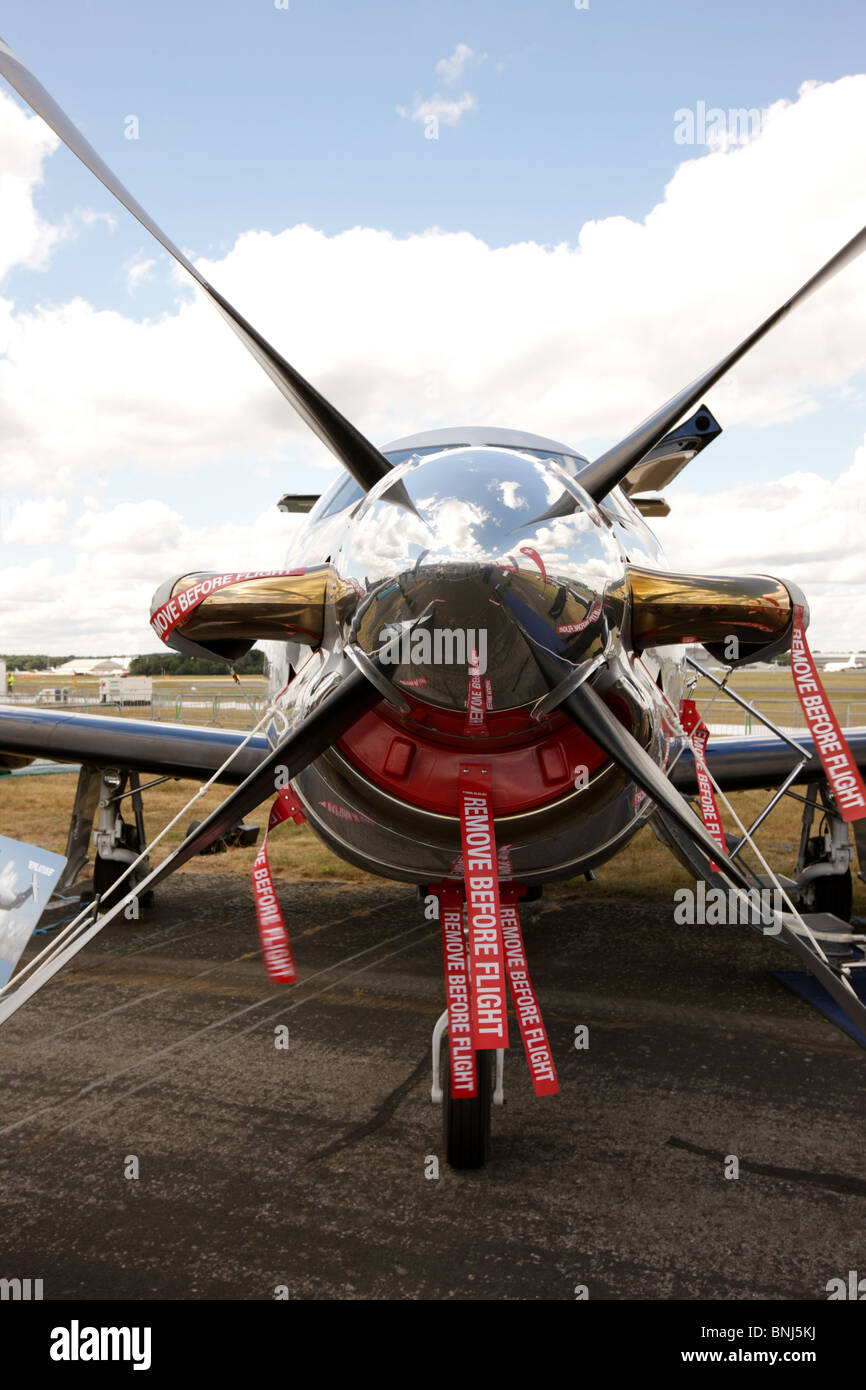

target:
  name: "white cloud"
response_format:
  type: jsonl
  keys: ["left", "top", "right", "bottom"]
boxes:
{"left": 0, "top": 89, "right": 117, "bottom": 283}
{"left": 0, "top": 88, "right": 60, "bottom": 278}
{"left": 2, "top": 496, "right": 68, "bottom": 546}
{"left": 398, "top": 41, "right": 482, "bottom": 129}
{"left": 0, "top": 499, "right": 298, "bottom": 653}
{"left": 68, "top": 207, "right": 117, "bottom": 235}
{"left": 2, "top": 76, "right": 866, "bottom": 648}
{"left": 435, "top": 42, "right": 479, "bottom": 85}
{"left": 123, "top": 251, "right": 157, "bottom": 293}
{"left": 397, "top": 90, "right": 477, "bottom": 129}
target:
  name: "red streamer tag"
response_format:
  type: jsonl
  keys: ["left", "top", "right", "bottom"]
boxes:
{"left": 459, "top": 766, "right": 509, "bottom": 1049}
{"left": 500, "top": 894, "right": 559, "bottom": 1097}
{"left": 519, "top": 546, "right": 551, "bottom": 585}
{"left": 557, "top": 598, "right": 602, "bottom": 636}
{"left": 791, "top": 606, "right": 866, "bottom": 823}
{"left": 150, "top": 568, "right": 306, "bottom": 642}
{"left": 251, "top": 790, "right": 304, "bottom": 982}
{"left": 438, "top": 886, "right": 477, "bottom": 1098}
{"left": 464, "top": 649, "right": 488, "bottom": 735}
{"left": 680, "top": 698, "right": 727, "bottom": 871}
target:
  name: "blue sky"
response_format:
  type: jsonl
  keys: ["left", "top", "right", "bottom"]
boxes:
{"left": 8, "top": 0, "right": 865, "bottom": 310}
{"left": 7, "top": 0, "right": 864, "bottom": 251}
{"left": 1, "top": 0, "right": 865, "bottom": 650}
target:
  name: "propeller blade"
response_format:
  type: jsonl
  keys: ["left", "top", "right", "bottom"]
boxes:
{"left": 0, "top": 36, "right": 392, "bottom": 493}
{"left": 0, "top": 654, "right": 390, "bottom": 1022}
{"left": 101, "top": 605, "right": 437, "bottom": 908}
{"left": 577, "top": 220, "right": 866, "bottom": 503}
{"left": 98, "top": 658, "right": 380, "bottom": 910}
{"left": 618, "top": 404, "right": 722, "bottom": 496}
{"left": 554, "top": 675, "right": 866, "bottom": 1036}
{"left": 563, "top": 675, "right": 744, "bottom": 874}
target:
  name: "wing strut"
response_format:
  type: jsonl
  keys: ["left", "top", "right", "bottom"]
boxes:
{"left": 0, "top": 655, "right": 379, "bottom": 1024}
{"left": 556, "top": 674, "right": 866, "bottom": 1039}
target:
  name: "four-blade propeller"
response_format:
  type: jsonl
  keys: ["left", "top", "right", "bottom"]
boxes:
{"left": 2, "top": 35, "right": 865, "bottom": 1040}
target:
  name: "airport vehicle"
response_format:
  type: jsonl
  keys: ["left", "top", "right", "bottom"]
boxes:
{"left": 1, "top": 36, "right": 865, "bottom": 1167}
{"left": 98, "top": 677, "right": 153, "bottom": 707}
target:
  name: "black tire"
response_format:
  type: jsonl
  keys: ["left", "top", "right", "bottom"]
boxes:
{"left": 92, "top": 855, "right": 153, "bottom": 914}
{"left": 810, "top": 868, "right": 853, "bottom": 923}
{"left": 93, "top": 853, "right": 128, "bottom": 901}
{"left": 444, "top": 1042, "right": 493, "bottom": 1170}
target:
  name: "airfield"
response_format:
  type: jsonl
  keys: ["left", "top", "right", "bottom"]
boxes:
{"left": 8, "top": 666, "right": 866, "bottom": 734}
{"left": 1, "top": 668, "right": 865, "bottom": 1300}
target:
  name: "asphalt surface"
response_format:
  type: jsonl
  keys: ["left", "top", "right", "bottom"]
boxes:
{"left": 1, "top": 871, "right": 865, "bottom": 1301}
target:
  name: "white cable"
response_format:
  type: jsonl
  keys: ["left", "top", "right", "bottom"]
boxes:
{"left": 674, "top": 695, "right": 831, "bottom": 966}
{"left": 0, "top": 687, "right": 291, "bottom": 1011}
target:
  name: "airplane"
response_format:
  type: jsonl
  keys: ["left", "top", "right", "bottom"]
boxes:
{"left": 0, "top": 859, "right": 34, "bottom": 914}
{"left": 825, "top": 653, "right": 862, "bottom": 673}
{"left": 1, "top": 36, "right": 866, "bottom": 1169}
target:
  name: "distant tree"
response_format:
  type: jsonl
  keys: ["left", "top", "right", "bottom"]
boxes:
{"left": 0, "top": 654, "right": 77, "bottom": 671}
{"left": 129, "top": 650, "right": 266, "bottom": 677}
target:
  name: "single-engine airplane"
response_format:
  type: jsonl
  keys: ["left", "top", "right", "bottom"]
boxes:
{"left": 2, "top": 37, "right": 866, "bottom": 1167}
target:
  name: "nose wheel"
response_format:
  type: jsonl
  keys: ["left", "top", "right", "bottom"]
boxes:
{"left": 432, "top": 1010, "right": 503, "bottom": 1169}
{"left": 444, "top": 1044, "right": 492, "bottom": 1169}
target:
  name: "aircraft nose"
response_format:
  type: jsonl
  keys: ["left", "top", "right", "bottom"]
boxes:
{"left": 349, "top": 557, "right": 612, "bottom": 715}
{"left": 335, "top": 445, "right": 625, "bottom": 713}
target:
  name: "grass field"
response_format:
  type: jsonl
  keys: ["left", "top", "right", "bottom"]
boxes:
{"left": 689, "top": 668, "right": 866, "bottom": 732}
{"left": 6, "top": 672, "right": 266, "bottom": 697}
{"left": 1, "top": 761, "right": 863, "bottom": 915}
{"left": 2, "top": 666, "right": 864, "bottom": 913}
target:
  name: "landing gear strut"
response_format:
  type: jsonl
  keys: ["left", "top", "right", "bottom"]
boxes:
{"left": 796, "top": 784, "right": 854, "bottom": 922}
{"left": 57, "top": 767, "right": 155, "bottom": 913}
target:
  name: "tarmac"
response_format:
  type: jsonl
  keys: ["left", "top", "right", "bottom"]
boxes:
{"left": 1, "top": 871, "right": 864, "bottom": 1301}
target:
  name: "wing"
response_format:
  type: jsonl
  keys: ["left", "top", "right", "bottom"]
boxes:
{"left": 0, "top": 706, "right": 269, "bottom": 783}
{"left": 672, "top": 728, "right": 866, "bottom": 796}
{"left": 5, "top": 707, "right": 864, "bottom": 793}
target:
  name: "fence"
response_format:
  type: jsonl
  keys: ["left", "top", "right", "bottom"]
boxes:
{"left": 5, "top": 693, "right": 866, "bottom": 737}
{"left": 4, "top": 692, "right": 269, "bottom": 730}
{"left": 705, "top": 700, "right": 866, "bottom": 738}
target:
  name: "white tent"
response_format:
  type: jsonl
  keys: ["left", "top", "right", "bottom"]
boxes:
{"left": 51, "top": 657, "right": 128, "bottom": 677}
